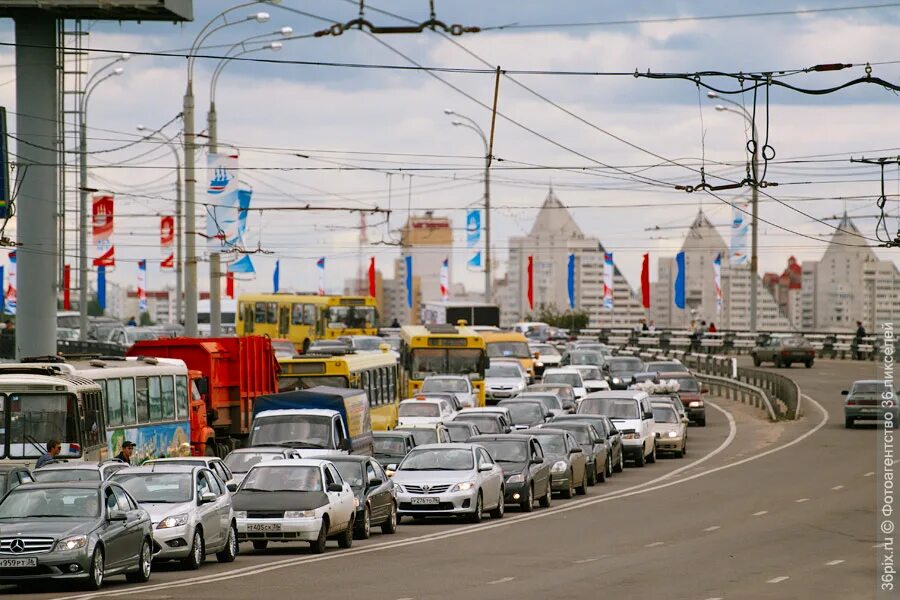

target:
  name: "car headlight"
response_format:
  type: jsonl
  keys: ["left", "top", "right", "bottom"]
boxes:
{"left": 507, "top": 473, "right": 525, "bottom": 484}
{"left": 612, "top": 377, "right": 621, "bottom": 384}
{"left": 688, "top": 401, "right": 703, "bottom": 407}
{"left": 393, "top": 483, "right": 405, "bottom": 493}
{"left": 450, "top": 481, "right": 476, "bottom": 492}
{"left": 157, "top": 514, "right": 189, "bottom": 529}
{"left": 54, "top": 535, "right": 87, "bottom": 552}
{"left": 622, "top": 433, "right": 641, "bottom": 440}
{"left": 551, "top": 460, "right": 568, "bottom": 473}
{"left": 667, "top": 431, "right": 679, "bottom": 438}
{"left": 285, "top": 510, "right": 317, "bottom": 519}
{"left": 234, "top": 510, "right": 247, "bottom": 520}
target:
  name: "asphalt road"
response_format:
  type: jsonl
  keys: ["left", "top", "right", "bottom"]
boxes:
{"left": 9, "top": 358, "right": 883, "bottom": 600}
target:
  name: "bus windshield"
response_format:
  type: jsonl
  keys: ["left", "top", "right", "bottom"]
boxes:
{"left": 6, "top": 393, "right": 79, "bottom": 459}
{"left": 486, "top": 342, "right": 530, "bottom": 359}
{"left": 278, "top": 376, "right": 349, "bottom": 393}
{"left": 326, "top": 306, "right": 376, "bottom": 330}
{"left": 411, "top": 349, "right": 483, "bottom": 379}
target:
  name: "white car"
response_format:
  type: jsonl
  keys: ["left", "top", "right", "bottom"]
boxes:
{"left": 577, "top": 391, "right": 656, "bottom": 467}
{"left": 397, "top": 397, "right": 458, "bottom": 427}
{"left": 420, "top": 375, "right": 477, "bottom": 408}
{"left": 145, "top": 456, "right": 237, "bottom": 492}
{"left": 112, "top": 464, "right": 237, "bottom": 568}
{"left": 223, "top": 447, "right": 301, "bottom": 485}
{"left": 484, "top": 361, "right": 528, "bottom": 401}
{"left": 570, "top": 365, "right": 611, "bottom": 394}
{"left": 395, "top": 423, "right": 453, "bottom": 446}
{"left": 529, "top": 343, "right": 562, "bottom": 377}
{"left": 391, "top": 443, "right": 506, "bottom": 523}
{"left": 651, "top": 401, "right": 688, "bottom": 458}
{"left": 233, "top": 459, "right": 357, "bottom": 553}
{"left": 543, "top": 368, "right": 587, "bottom": 400}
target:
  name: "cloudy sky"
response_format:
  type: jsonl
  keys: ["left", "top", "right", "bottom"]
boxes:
{"left": 3, "top": 0, "right": 899, "bottom": 299}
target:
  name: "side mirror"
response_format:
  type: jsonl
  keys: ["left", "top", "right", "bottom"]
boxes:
{"left": 681, "top": 417, "right": 690, "bottom": 424}
{"left": 701, "top": 386, "right": 710, "bottom": 394}
{"left": 200, "top": 491, "right": 217, "bottom": 504}
{"left": 226, "top": 482, "right": 238, "bottom": 493}
{"left": 339, "top": 438, "right": 352, "bottom": 452}
{"left": 530, "top": 457, "right": 543, "bottom": 465}
{"left": 368, "top": 478, "right": 382, "bottom": 488}
{"left": 387, "top": 464, "right": 398, "bottom": 473}
{"left": 644, "top": 412, "right": 653, "bottom": 420}
{"left": 478, "top": 464, "right": 493, "bottom": 472}
{"left": 841, "top": 390, "right": 849, "bottom": 396}
{"left": 327, "top": 482, "right": 344, "bottom": 493}
{"left": 569, "top": 447, "right": 582, "bottom": 454}
{"left": 107, "top": 509, "right": 127, "bottom": 521}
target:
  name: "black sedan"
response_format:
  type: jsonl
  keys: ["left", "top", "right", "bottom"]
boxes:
{"left": 603, "top": 357, "right": 645, "bottom": 389}
{"left": 550, "top": 414, "right": 625, "bottom": 473}
{"left": 322, "top": 455, "right": 398, "bottom": 539}
{"left": 468, "top": 434, "right": 552, "bottom": 512}
{"left": 540, "top": 421, "right": 609, "bottom": 484}
{"left": 0, "top": 464, "right": 34, "bottom": 495}
{"left": 751, "top": 336, "right": 816, "bottom": 368}
{"left": 373, "top": 431, "right": 417, "bottom": 472}
{"left": 445, "top": 421, "right": 481, "bottom": 442}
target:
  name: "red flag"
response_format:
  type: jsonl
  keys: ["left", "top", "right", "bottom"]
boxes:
{"left": 160, "top": 216, "right": 174, "bottom": 270}
{"left": 641, "top": 253, "right": 650, "bottom": 309}
{"left": 526, "top": 255, "right": 534, "bottom": 311}
{"left": 92, "top": 194, "right": 115, "bottom": 268}
{"left": 63, "top": 264, "right": 71, "bottom": 310}
{"left": 225, "top": 271, "right": 234, "bottom": 299}
{"left": 368, "top": 257, "right": 376, "bottom": 297}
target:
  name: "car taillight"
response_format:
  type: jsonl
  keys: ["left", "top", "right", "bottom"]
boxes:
{"left": 780, "top": 351, "right": 789, "bottom": 357}
{"left": 846, "top": 399, "right": 856, "bottom": 405}
{"left": 807, "top": 351, "right": 815, "bottom": 356}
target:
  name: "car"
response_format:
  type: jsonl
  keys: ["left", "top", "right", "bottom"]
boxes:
{"left": 484, "top": 361, "right": 528, "bottom": 403}
{"left": 105, "top": 326, "right": 160, "bottom": 348}
{"left": 0, "top": 464, "right": 34, "bottom": 495}
{"left": 648, "top": 393, "right": 688, "bottom": 422}
{"left": 561, "top": 349, "right": 606, "bottom": 370}
{"left": 146, "top": 456, "right": 237, "bottom": 491}
{"left": 337, "top": 335, "right": 390, "bottom": 353}
{"left": 112, "top": 464, "right": 237, "bottom": 568}
{"left": 452, "top": 409, "right": 512, "bottom": 434}
{"left": 751, "top": 335, "right": 816, "bottom": 368}
{"left": 234, "top": 459, "right": 356, "bottom": 553}
{"left": 570, "top": 365, "right": 611, "bottom": 393}
{"left": 420, "top": 375, "right": 477, "bottom": 408}
{"left": 57, "top": 327, "right": 80, "bottom": 341}
{"left": 540, "top": 421, "right": 609, "bottom": 484}
{"left": 373, "top": 431, "right": 417, "bottom": 470}
{"left": 517, "top": 428, "right": 587, "bottom": 499}
{"left": 526, "top": 383, "right": 577, "bottom": 413}
{"left": 397, "top": 397, "right": 457, "bottom": 427}
{"left": 497, "top": 399, "right": 549, "bottom": 429}
{"left": 468, "top": 434, "right": 552, "bottom": 512}
{"left": 223, "top": 447, "right": 301, "bottom": 484}
{"left": 516, "top": 392, "right": 566, "bottom": 418}
{"left": 844, "top": 379, "right": 900, "bottom": 428}
{"left": 529, "top": 343, "right": 562, "bottom": 378}
{"left": 444, "top": 421, "right": 481, "bottom": 442}
{"left": 651, "top": 402, "right": 688, "bottom": 458}
{"left": 542, "top": 368, "right": 587, "bottom": 400}
{"left": 603, "top": 357, "right": 645, "bottom": 390}
{"left": 656, "top": 373, "right": 707, "bottom": 426}
{"left": 270, "top": 338, "right": 298, "bottom": 359}
{"left": 0, "top": 481, "right": 153, "bottom": 589}
{"left": 413, "top": 391, "right": 464, "bottom": 411}
{"left": 322, "top": 455, "right": 398, "bottom": 539}
{"left": 390, "top": 443, "right": 506, "bottom": 523}
{"left": 643, "top": 360, "right": 690, "bottom": 374}
{"left": 550, "top": 414, "right": 624, "bottom": 473}
{"left": 578, "top": 391, "right": 656, "bottom": 467}
{"left": 32, "top": 460, "right": 129, "bottom": 483}
{"left": 306, "top": 340, "right": 352, "bottom": 355}
{"left": 395, "top": 423, "right": 452, "bottom": 446}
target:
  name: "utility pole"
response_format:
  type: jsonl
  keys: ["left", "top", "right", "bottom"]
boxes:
{"left": 207, "top": 106, "right": 222, "bottom": 337}
{"left": 183, "top": 81, "right": 198, "bottom": 337}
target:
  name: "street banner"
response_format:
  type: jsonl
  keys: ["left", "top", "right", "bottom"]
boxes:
{"left": 63, "top": 264, "right": 71, "bottom": 310}
{"left": 674, "top": 251, "right": 686, "bottom": 309}
{"left": 467, "top": 251, "right": 481, "bottom": 270}
{"left": 92, "top": 194, "right": 115, "bottom": 268}
{"left": 713, "top": 253, "right": 723, "bottom": 314}
{"left": 368, "top": 257, "right": 376, "bottom": 297}
{"left": 405, "top": 256, "right": 413, "bottom": 309}
{"left": 317, "top": 257, "right": 326, "bottom": 296}
{"left": 567, "top": 253, "right": 575, "bottom": 309}
{"left": 160, "top": 215, "right": 174, "bottom": 270}
{"left": 226, "top": 271, "right": 235, "bottom": 299}
{"left": 466, "top": 209, "right": 481, "bottom": 247}
{"left": 4, "top": 251, "right": 15, "bottom": 315}
{"left": 730, "top": 202, "right": 749, "bottom": 265}
{"left": 97, "top": 266, "right": 106, "bottom": 311}
{"left": 440, "top": 258, "right": 449, "bottom": 301}
{"left": 641, "top": 253, "right": 651, "bottom": 309}
{"left": 526, "top": 255, "right": 534, "bottom": 311}
{"left": 273, "top": 259, "right": 280, "bottom": 293}
{"left": 205, "top": 153, "right": 240, "bottom": 250}
{"left": 603, "top": 252, "right": 614, "bottom": 311}
{"left": 137, "top": 260, "right": 147, "bottom": 312}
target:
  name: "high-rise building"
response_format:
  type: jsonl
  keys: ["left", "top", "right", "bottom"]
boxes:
{"left": 400, "top": 212, "right": 452, "bottom": 305}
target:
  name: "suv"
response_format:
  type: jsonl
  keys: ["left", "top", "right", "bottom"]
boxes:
{"left": 577, "top": 391, "right": 656, "bottom": 467}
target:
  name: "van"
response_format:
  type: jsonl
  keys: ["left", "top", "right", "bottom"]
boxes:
{"left": 482, "top": 331, "right": 536, "bottom": 383}
{"left": 576, "top": 391, "right": 656, "bottom": 467}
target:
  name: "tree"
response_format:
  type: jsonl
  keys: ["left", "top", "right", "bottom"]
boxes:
{"left": 87, "top": 297, "right": 104, "bottom": 317}
{"left": 139, "top": 312, "right": 154, "bottom": 326}
{"left": 524, "top": 306, "right": 590, "bottom": 332}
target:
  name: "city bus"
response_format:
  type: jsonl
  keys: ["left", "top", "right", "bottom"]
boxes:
{"left": 482, "top": 331, "right": 536, "bottom": 383}
{"left": 276, "top": 350, "right": 400, "bottom": 431}
{"left": 399, "top": 324, "right": 488, "bottom": 406}
{"left": 236, "top": 294, "right": 378, "bottom": 352}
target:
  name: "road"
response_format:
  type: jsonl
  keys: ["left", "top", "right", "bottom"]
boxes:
{"left": 11, "top": 358, "right": 881, "bottom": 600}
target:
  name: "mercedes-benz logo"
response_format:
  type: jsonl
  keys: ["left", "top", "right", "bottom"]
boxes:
{"left": 9, "top": 539, "right": 25, "bottom": 553}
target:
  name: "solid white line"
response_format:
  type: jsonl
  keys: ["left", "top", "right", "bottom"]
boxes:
{"left": 767, "top": 576, "right": 790, "bottom": 584}
{"left": 865, "top": 472, "right": 875, "bottom": 477}
{"left": 832, "top": 485, "right": 844, "bottom": 490}
{"left": 644, "top": 541, "right": 665, "bottom": 548}
{"left": 753, "top": 510, "right": 769, "bottom": 516}
{"left": 49, "top": 396, "right": 831, "bottom": 600}
{"left": 574, "top": 558, "right": 600, "bottom": 564}
{"left": 487, "top": 577, "right": 515, "bottom": 585}
{"left": 795, "top": 498, "right": 809, "bottom": 503}
{"left": 825, "top": 559, "right": 845, "bottom": 566}
{"left": 703, "top": 525, "right": 721, "bottom": 532}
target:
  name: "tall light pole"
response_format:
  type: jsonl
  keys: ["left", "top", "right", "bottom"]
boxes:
{"left": 183, "top": 5, "right": 271, "bottom": 337}
{"left": 137, "top": 125, "right": 183, "bottom": 324}
{"left": 708, "top": 91, "right": 759, "bottom": 333}
{"left": 444, "top": 109, "right": 492, "bottom": 302}
{"left": 79, "top": 56, "right": 127, "bottom": 340}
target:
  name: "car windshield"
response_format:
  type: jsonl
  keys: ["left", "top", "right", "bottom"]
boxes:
{"left": 487, "top": 364, "right": 522, "bottom": 378}
{"left": 422, "top": 378, "right": 468, "bottom": 393}
{"left": 652, "top": 406, "right": 679, "bottom": 424}
{"left": 114, "top": 472, "right": 193, "bottom": 503}
{"left": 224, "top": 451, "right": 285, "bottom": 474}
{"left": 522, "top": 394, "right": 562, "bottom": 411}
{"left": 608, "top": 359, "right": 643, "bottom": 373}
{"left": 454, "top": 415, "right": 501, "bottom": 433}
{"left": 444, "top": 423, "right": 475, "bottom": 442}
{"left": 373, "top": 436, "right": 408, "bottom": 456}
{"left": 411, "top": 348, "right": 483, "bottom": 377}
{"left": 647, "top": 362, "right": 688, "bottom": 373}
{"left": 487, "top": 342, "right": 531, "bottom": 359}
{"left": 530, "top": 385, "right": 573, "bottom": 401}
{"left": 477, "top": 441, "right": 527, "bottom": 463}
{"left": 331, "top": 461, "right": 365, "bottom": 488}
{"left": 531, "top": 345, "right": 559, "bottom": 357}
{"left": 577, "top": 367, "right": 602, "bottom": 380}
{"left": 352, "top": 337, "right": 383, "bottom": 351}
{"left": 271, "top": 342, "right": 296, "bottom": 357}
{"left": 240, "top": 466, "right": 322, "bottom": 492}
{"left": 33, "top": 469, "right": 101, "bottom": 483}
{"left": 559, "top": 427, "right": 590, "bottom": 444}
{"left": 544, "top": 373, "right": 581, "bottom": 387}
{"left": 503, "top": 403, "right": 544, "bottom": 425}
{"left": 250, "top": 415, "right": 332, "bottom": 448}
{"left": 579, "top": 398, "right": 639, "bottom": 419}
{"left": 130, "top": 329, "right": 159, "bottom": 342}
{"left": 278, "top": 375, "right": 349, "bottom": 393}
{"left": 0, "top": 487, "right": 99, "bottom": 518}
{"left": 674, "top": 378, "right": 700, "bottom": 392}
{"left": 397, "top": 428, "right": 438, "bottom": 446}
{"left": 570, "top": 352, "right": 601, "bottom": 365}
{"left": 399, "top": 448, "right": 474, "bottom": 471}
{"left": 399, "top": 403, "right": 441, "bottom": 418}
{"left": 851, "top": 382, "right": 881, "bottom": 394}
{"left": 532, "top": 434, "right": 566, "bottom": 455}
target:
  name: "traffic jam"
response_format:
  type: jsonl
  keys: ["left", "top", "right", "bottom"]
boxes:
{"left": 0, "top": 321, "right": 712, "bottom": 591}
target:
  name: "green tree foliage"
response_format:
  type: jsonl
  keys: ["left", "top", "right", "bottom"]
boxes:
{"left": 523, "top": 306, "right": 590, "bottom": 332}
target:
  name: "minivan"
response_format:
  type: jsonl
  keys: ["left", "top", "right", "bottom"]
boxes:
{"left": 576, "top": 391, "right": 656, "bottom": 467}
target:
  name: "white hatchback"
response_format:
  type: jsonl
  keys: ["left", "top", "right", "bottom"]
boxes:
{"left": 398, "top": 397, "right": 458, "bottom": 427}
{"left": 543, "top": 368, "right": 587, "bottom": 400}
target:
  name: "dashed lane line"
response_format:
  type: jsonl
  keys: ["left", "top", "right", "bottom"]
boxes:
{"left": 487, "top": 577, "right": 515, "bottom": 585}
{"left": 753, "top": 511, "right": 769, "bottom": 516}
{"left": 825, "top": 560, "right": 845, "bottom": 566}
{"left": 832, "top": 485, "right": 844, "bottom": 490}
{"left": 767, "top": 576, "right": 790, "bottom": 584}
{"left": 644, "top": 541, "right": 665, "bottom": 548}
{"left": 703, "top": 526, "right": 721, "bottom": 532}
{"left": 795, "top": 498, "right": 809, "bottom": 503}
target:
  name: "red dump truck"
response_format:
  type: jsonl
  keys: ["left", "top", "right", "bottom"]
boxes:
{"left": 127, "top": 336, "right": 278, "bottom": 457}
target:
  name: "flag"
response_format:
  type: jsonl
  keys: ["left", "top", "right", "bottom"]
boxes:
{"left": 730, "top": 202, "right": 749, "bottom": 265}
{"left": 467, "top": 251, "right": 482, "bottom": 270}
{"left": 603, "top": 252, "right": 614, "bottom": 311}
{"left": 228, "top": 254, "right": 255, "bottom": 276}
{"left": 160, "top": 216, "right": 174, "bottom": 270}
{"left": 226, "top": 271, "right": 234, "bottom": 299}
{"left": 404, "top": 255, "right": 413, "bottom": 308}
{"left": 674, "top": 251, "right": 686, "bottom": 309}
{"left": 641, "top": 253, "right": 650, "bottom": 309}
{"left": 466, "top": 209, "right": 481, "bottom": 247}
{"left": 273, "top": 259, "right": 280, "bottom": 293}
{"left": 0, "top": 266, "right": 4, "bottom": 314}
{"left": 526, "top": 255, "right": 534, "bottom": 311}
{"left": 205, "top": 153, "right": 240, "bottom": 250}
{"left": 316, "top": 257, "right": 325, "bottom": 296}
{"left": 137, "top": 260, "right": 147, "bottom": 312}
{"left": 97, "top": 266, "right": 106, "bottom": 311}
{"left": 5, "top": 250, "right": 16, "bottom": 315}
{"left": 713, "top": 252, "right": 723, "bottom": 314}
{"left": 63, "top": 264, "right": 71, "bottom": 311}
{"left": 567, "top": 253, "right": 575, "bottom": 309}
{"left": 92, "top": 194, "right": 115, "bottom": 268}
{"left": 440, "top": 258, "right": 449, "bottom": 301}
{"left": 368, "top": 257, "right": 376, "bottom": 297}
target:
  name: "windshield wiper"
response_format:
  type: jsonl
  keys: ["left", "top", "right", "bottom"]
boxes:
{"left": 236, "top": 487, "right": 267, "bottom": 492}
{"left": 273, "top": 441, "right": 325, "bottom": 449}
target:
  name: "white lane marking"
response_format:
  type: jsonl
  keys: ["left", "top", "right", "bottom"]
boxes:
{"left": 832, "top": 485, "right": 844, "bottom": 490}
{"left": 795, "top": 498, "right": 809, "bottom": 503}
{"left": 753, "top": 510, "right": 769, "bottom": 516}
{"left": 875, "top": 543, "right": 887, "bottom": 548}
{"left": 704, "top": 597, "right": 724, "bottom": 600}
{"left": 574, "top": 558, "right": 600, "bottom": 564}
{"left": 487, "top": 577, "right": 515, "bottom": 585}
{"left": 825, "top": 559, "right": 845, "bottom": 566}
{"left": 767, "top": 576, "right": 790, "bottom": 584}
{"left": 703, "top": 525, "right": 721, "bottom": 532}
{"left": 49, "top": 397, "right": 832, "bottom": 600}
{"left": 644, "top": 541, "right": 665, "bottom": 548}
{"left": 865, "top": 472, "right": 875, "bottom": 477}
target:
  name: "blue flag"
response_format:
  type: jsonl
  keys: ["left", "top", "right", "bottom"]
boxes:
{"left": 405, "top": 255, "right": 413, "bottom": 308}
{"left": 97, "top": 266, "right": 106, "bottom": 311}
{"left": 467, "top": 251, "right": 482, "bottom": 270}
{"left": 674, "top": 251, "right": 686, "bottom": 309}
{"left": 567, "top": 253, "right": 575, "bottom": 309}
{"left": 228, "top": 254, "right": 255, "bottom": 275}
{"left": 0, "top": 266, "right": 4, "bottom": 314}
{"left": 273, "top": 259, "right": 280, "bottom": 293}
{"left": 466, "top": 210, "right": 481, "bottom": 247}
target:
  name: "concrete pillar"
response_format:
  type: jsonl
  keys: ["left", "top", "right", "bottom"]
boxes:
{"left": 14, "top": 16, "right": 58, "bottom": 358}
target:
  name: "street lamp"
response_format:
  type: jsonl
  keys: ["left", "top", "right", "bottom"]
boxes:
{"left": 137, "top": 125, "right": 183, "bottom": 325}
{"left": 78, "top": 55, "right": 127, "bottom": 340}
{"left": 707, "top": 90, "right": 760, "bottom": 333}
{"left": 444, "top": 109, "right": 492, "bottom": 302}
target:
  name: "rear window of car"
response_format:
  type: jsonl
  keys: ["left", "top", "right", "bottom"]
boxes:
{"left": 399, "top": 403, "right": 441, "bottom": 417}
{"left": 578, "top": 398, "right": 639, "bottom": 419}
{"left": 851, "top": 382, "right": 881, "bottom": 394}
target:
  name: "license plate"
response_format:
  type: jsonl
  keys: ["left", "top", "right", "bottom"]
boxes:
{"left": 0, "top": 558, "right": 36, "bottom": 568}
{"left": 247, "top": 523, "right": 282, "bottom": 532}
{"left": 411, "top": 497, "right": 439, "bottom": 505}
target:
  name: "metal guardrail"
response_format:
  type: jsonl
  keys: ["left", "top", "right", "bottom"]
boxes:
{"left": 695, "top": 372, "right": 778, "bottom": 422}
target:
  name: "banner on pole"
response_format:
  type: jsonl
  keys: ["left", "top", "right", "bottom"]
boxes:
{"left": 160, "top": 215, "right": 174, "bottom": 270}
{"left": 674, "top": 251, "right": 686, "bottom": 309}
{"left": 137, "top": 260, "right": 147, "bottom": 312}
{"left": 730, "top": 202, "right": 749, "bottom": 266}
{"left": 603, "top": 252, "right": 614, "bottom": 311}
{"left": 97, "top": 266, "right": 106, "bottom": 311}
{"left": 466, "top": 209, "right": 481, "bottom": 247}
{"left": 368, "top": 257, "right": 376, "bottom": 298}
{"left": 526, "top": 256, "right": 534, "bottom": 311}
{"left": 4, "top": 251, "right": 15, "bottom": 315}
{"left": 467, "top": 251, "right": 481, "bottom": 270}
{"left": 713, "top": 252, "right": 723, "bottom": 314}
{"left": 273, "top": 259, "right": 280, "bottom": 293}
{"left": 440, "top": 258, "right": 449, "bottom": 301}
{"left": 405, "top": 256, "right": 413, "bottom": 309}
{"left": 92, "top": 195, "right": 115, "bottom": 268}
{"left": 567, "top": 253, "right": 575, "bottom": 309}
{"left": 641, "top": 253, "right": 650, "bottom": 309}
{"left": 205, "top": 153, "right": 240, "bottom": 250}
{"left": 63, "top": 264, "right": 71, "bottom": 311}
{"left": 316, "top": 257, "right": 326, "bottom": 296}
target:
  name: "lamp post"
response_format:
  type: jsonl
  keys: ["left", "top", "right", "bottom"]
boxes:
{"left": 444, "top": 109, "right": 492, "bottom": 302}
{"left": 79, "top": 56, "right": 127, "bottom": 340}
{"left": 708, "top": 91, "right": 760, "bottom": 333}
{"left": 137, "top": 125, "right": 182, "bottom": 324}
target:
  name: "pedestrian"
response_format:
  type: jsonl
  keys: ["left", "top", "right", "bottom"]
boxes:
{"left": 390, "top": 318, "right": 401, "bottom": 328}
{"left": 648, "top": 320, "right": 656, "bottom": 332}
{"left": 708, "top": 322, "right": 717, "bottom": 333}
{"left": 126, "top": 316, "right": 137, "bottom": 326}
{"left": 115, "top": 440, "right": 136, "bottom": 464}
{"left": 854, "top": 321, "right": 867, "bottom": 360}
{"left": 642, "top": 319, "right": 649, "bottom": 331}
{"left": 35, "top": 439, "right": 61, "bottom": 468}
{"left": 3, "top": 319, "right": 13, "bottom": 332}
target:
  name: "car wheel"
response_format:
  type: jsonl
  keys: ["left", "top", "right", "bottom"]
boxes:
{"left": 84, "top": 547, "right": 104, "bottom": 590}
{"left": 682, "top": 439, "right": 687, "bottom": 456}
{"left": 354, "top": 506, "right": 371, "bottom": 540}
{"left": 520, "top": 484, "right": 534, "bottom": 512}
{"left": 605, "top": 454, "right": 612, "bottom": 479}
{"left": 252, "top": 540, "right": 268, "bottom": 551}
{"left": 338, "top": 516, "right": 354, "bottom": 549}
{"left": 204, "top": 440, "right": 217, "bottom": 457}
{"left": 216, "top": 524, "right": 238, "bottom": 563}
{"left": 381, "top": 502, "right": 398, "bottom": 534}
{"left": 845, "top": 417, "right": 854, "bottom": 429}
{"left": 489, "top": 489, "right": 504, "bottom": 519}
{"left": 614, "top": 451, "right": 624, "bottom": 473}
{"left": 468, "top": 492, "right": 484, "bottom": 523}
{"left": 752, "top": 354, "right": 761, "bottom": 367}
{"left": 182, "top": 529, "right": 204, "bottom": 570}
{"left": 586, "top": 462, "right": 597, "bottom": 486}
{"left": 561, "top": 471, "right": 575, "bottom": 499}
{"left": 309, "top": 521, "right": 328, "bottom": 554}
{"left": 785, "top": 361, "right": 793, "bottom": 368}
{"left": 805, "top": 360, "right": 813, "bottom": 368}
{"left": 647, "top": 444, "right": 656, "bottom": 464}
{"left": 635, "top": 449, "right": 646, "bottom": 468}
{"left": 697, "top": 417, "right": 706, "bottom": 427}
{"left": 576, "top": 470, "right": 587, "bottom": 496}
{"left": 674, "top": 446, "right": 684, "bottom": 459}
{"left": 538, "top": 483, "right": 552, "bottom": 508}
{"left": 126, "top": 537, "right": 152, "bottom": 583}
{"left": 774, "top": 356, "right": 783, "bottom": 368}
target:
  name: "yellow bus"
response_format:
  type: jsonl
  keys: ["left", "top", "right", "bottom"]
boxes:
{"left": 237, "top": 294, "right": 378, "bottom": 352}
{"left": 276, "top": 350, "right": 400, "bottom": 431}
{"left": 399, "top": 324, "right": 488, "bottom": 406}
{"left": 482, "top": 331, "right": 536, "bottom": 383}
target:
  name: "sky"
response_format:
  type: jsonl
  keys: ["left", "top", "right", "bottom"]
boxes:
{"left": 2, "top": 0, "right": 899, "bottom": 300}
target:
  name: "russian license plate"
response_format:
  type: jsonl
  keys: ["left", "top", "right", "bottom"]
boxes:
{"left": 247, "top": 523, "right": 282, "bottom": 532}
{"left": 0, "top": 558, "right": 37, "bottom": 568}
{"left": 411, "top": 497, "right": 439, "bottom": 505}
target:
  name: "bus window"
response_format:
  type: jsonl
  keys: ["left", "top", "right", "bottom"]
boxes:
{"left": 175, "top": 376, "right": 188, "bottom": 420}
{"left": 148, "top": 377, "right": 162, "bottom": 421}
{"left": 389, "top": 368, "right": 397, "bottom": 402}
{"left": 121, "top": 378, "right": 137, "bottom": 425}
{"left": 242, "top": 303, "right": 254, "bottom": 333}
{"left": 136, "top": 377, "right": 150, "bottom": 423}
{"left": 255, "top": 303, "right": 267, "bottom": 324}
{"left": 291, "top": 303, "right": 304, "bottom": 325}
{"left": 304, "top": 304, "right": 316, "bottom": 325}
{"left": 377, "top": 369, "right": 386, "bottom": 405}
{"left": 9, "top": 393, "right": 78, "bottom": 459}
{"left": 161, "top": 376, "right": 176, "bottom": 420}
{"left": 267, "top": 303, "right": 278, "bottom": 324}
{"left": 84, "top": 392, "right": 105, "bottom": 449}
{"left": 279, "top": 306, "right": 290, "bottom": 336}
{"left": 361, "top": 371, "right": 369, "bottom": 403}
{"left": 106, "top": 378, "right": 123, "bottom": 426}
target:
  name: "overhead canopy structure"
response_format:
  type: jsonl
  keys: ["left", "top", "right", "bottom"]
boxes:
{"left": 0, "top": 0, "right": 191, "bottom": 21}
